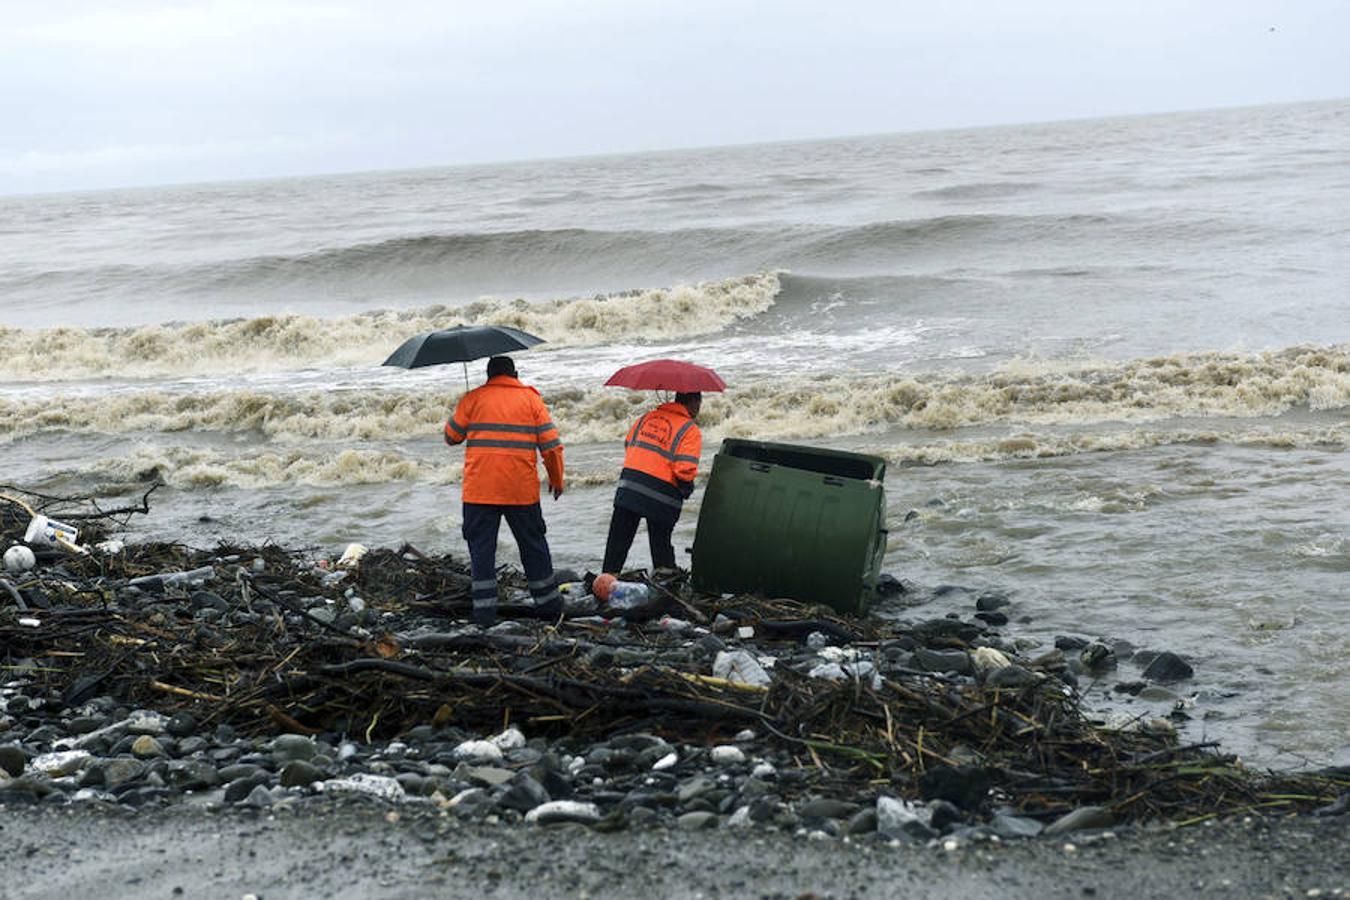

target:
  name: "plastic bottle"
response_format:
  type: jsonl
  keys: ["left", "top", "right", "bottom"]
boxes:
{"left": 606, "top": 581, "right": 650, "bottom": 611}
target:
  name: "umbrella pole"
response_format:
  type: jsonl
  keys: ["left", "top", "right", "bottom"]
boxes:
{"left": 462, "top": 362, "right": 469, "bottom": 393}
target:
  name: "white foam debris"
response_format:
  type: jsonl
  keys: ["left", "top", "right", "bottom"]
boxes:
{"left": 489, "top": 727, "right": 526, "bottom": 751}
{"left": 710, "top": 745, "right": 746, "bottom": 765}
{"left": 525, "top": 800, "right": 601, "bottom": 825}
{"left": 452, "top": 740, "right": 504, "bottom": 764}
{"left": 318, "top": 773, "right": 405, "bottom": 802}
{"left": 31, "top": 750, "right": 92, "bottom": 776}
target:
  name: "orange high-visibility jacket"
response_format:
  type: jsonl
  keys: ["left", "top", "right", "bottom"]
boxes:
{"left": 445, "top": 375, "right": 564, "bottom": 505}
{"left": 622, "top": 402, "right": 701, "bottom": 489}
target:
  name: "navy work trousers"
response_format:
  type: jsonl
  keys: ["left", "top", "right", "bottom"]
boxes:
{"left": 602, "top": 503, "right": 677, "bottom": 574}
{"left": 462, "top": 502, "right": 559, "bottom": 615}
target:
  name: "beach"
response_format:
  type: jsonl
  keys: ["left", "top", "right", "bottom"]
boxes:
{"left": 4, "top": 796, "right": 1347, "bottom": 900}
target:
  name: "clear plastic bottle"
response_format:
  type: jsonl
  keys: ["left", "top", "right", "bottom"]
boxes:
{"left": 605, "top": 581, "right": 650, "bottom": 611}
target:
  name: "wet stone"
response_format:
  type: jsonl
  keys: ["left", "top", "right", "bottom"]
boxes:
{"left": 76, "top": 765, "right": 105, "bottom": 788}
{"left": 677, "top": 774, "right": 715, "bottom": 803}
{"left": 677, "top": 810, "right": 719, "bottom": 830}
{"left": 0, "top": 745, "right": 25, "bottom": 777}
{"left": 166, "top": 760, "right": 219, "bottom": 791}
{"left": 622, "top": 789, "right": 676, "bottom": 810}
{"left": 64, "top": 716, "right": 107, "bottom": 735}
{"left": 242, "top": 784, "right": 274, "bottom": 808}
{"left": 218, "top": 763, "right": 264, "bottom": 782}
{"left": 176, "top": 736, "right": 209, "bottom": 756}
{"left": 462, "top": 766, "right": 514, "bottom": 788}
{"left": 991, "top": 812, "right": 1045, "bottom": 838}
{"left": 279, "top": 760, "right": 323, "bottom": 788}
{"left": 798, "top": 798, "right": 859, "bottom": 820}
{"left": 224, "top": 774, "right": 270, "bottom": 803}
{"left": 210, "top": 746, "right": 241, "bottom": 764}
{"left": 739, "top": 778, "right": 776, "bottom": 800}
{"left": 846, "top": 807, "right": 878, "bottom": 834}
{"left": 627, "top": 806, "right": 658, "bottom": 828}
{"left": 101, "top": 758, "right": 148, "bottom": 788}
{"left": 271, "top": 734, "right": 317, "bottom": 763}
{"left": 27, "top": 725, "right": 62, "bottom": 744}
{"left": 121, "top": 786, "right": 175, "bottom": 807}
{"left": 748, "top": 797, "right": 783, "bottom": 823}
{"left": 166, "top": 713, "right": 197, "bottom": 738}
{"left": 877, "top": 796, "right": 937, "bottom": 841}
{"left": 4, "top": 776, "right": 55, "bottom": 799}
{"left": 1080, "top": 643, "right": 1117, "bottom": 671}
{"left": 913, "top": 647, "right": 973, "bottom": 675}
{"left": 986, "top": 665, "right": 1039, "bottom": 689}
{"left": 975, "top": 592, "right": 1011, "bottom": 611}
{"left": 1142, "top": 651, "right": 1194, "bottom": 682}
{"left": 131, "top": 735, "right": 166, "bottom": 759}
{"left": 498, "top": 773, "right": 550, "bottom": 813}
{"left": 394, "top": 773, "right": 425, "bottom": 795}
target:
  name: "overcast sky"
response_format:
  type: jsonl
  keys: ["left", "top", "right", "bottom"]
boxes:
{"left": 3, "top": 0, "right": 1347, "bottom": 194}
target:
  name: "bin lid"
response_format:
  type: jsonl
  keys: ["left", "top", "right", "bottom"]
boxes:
{"left": 717, "top": 438, "right": 885, "bottom": 481}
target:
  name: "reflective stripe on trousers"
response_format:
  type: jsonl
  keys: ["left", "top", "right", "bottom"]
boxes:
{"left": 462, "top": 502, "right": 555, "bottom": 608}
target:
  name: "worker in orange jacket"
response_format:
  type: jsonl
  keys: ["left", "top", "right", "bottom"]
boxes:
{"left": 602, "top": 392, "right": 702, "bottom": 576}
{"left": 445, "top": 356, "right": 564, "bottom": 626}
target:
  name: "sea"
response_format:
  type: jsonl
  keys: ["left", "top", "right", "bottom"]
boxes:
{"left": 1, "top": 100, "right": 1346, "bottom": 769}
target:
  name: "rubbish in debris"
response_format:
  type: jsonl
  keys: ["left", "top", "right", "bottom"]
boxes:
{"left": 4, "top": 545, "right": 36, "bottom": 573}
{"left": 23, "top": 513, "right": 79, "bottom": 548}
{"left": 712, "top": 649, "right": 773, "bottom": 688}
{"left": 337, "top": 543, "right": 369, "bottom": 569}
{"left": 591, "top": 572, "right": 617, "bottom": 600}
{"left": 0, "top": 483, "right": 1343, "bottom": 832}
{"left": 606, "top": 580, "right": 649, "bottom": 609}
{"left": 128, "top": 566, "right": 215, "bottom": 590}
{"left": 558, "top": 582, "right": 598, "bottom": 616}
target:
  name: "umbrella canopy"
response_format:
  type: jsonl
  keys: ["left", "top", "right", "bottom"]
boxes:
{"left": 383, "top": 324, "right": 545, "bottom": 369}
{"left": 604, "top": 358, "right": 726, "bottom": 393}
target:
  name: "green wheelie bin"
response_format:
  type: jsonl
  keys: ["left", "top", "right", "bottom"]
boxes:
{"left": 690, "top": 438, "right": 888, "bottom": 615}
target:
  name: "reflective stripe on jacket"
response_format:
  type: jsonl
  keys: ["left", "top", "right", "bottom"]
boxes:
{"left": 614, "top": 402, "right": 700, "bottom": 519}
{"left": 622, "top": 402, "right": 701, "bottom": 486}
{"left": 445, "top": 375, "right": 564, "bottom": 505}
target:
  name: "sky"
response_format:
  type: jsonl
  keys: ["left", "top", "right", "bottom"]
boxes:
{"left": 2, "top": 0, "right": 1348, "bottom": 194}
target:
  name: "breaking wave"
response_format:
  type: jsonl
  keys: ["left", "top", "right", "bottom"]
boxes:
{"left": 62, "top": 424, "right": 1348, "bottom": 492}
{"left": 72, "top": 447, "right": 624, "bottom": 491}
{"left": 0, "top": 273, "right": 780, "bottom": 382}
{"left": 4, "top": 345, "right": 1346, "bottom": 447}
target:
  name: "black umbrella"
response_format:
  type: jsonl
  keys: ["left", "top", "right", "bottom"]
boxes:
{"left": 383, "top": 324, "right": 546, "bottom": 389}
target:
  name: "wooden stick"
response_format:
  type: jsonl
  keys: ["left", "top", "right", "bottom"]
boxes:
{"left": 150, "top": 680, "right": 226, "bottom": 702}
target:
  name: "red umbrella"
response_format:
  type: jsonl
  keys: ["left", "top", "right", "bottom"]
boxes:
{"left": 604, "top": 359, "right": 727, "bottom": 392}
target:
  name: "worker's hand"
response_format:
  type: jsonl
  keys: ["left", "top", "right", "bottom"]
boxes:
{"left": 551, "top": 485, "right": 564, "bottom": 501}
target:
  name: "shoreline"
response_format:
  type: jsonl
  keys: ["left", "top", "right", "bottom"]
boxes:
{"left": 2, "top": 495, "right": 1347, "bottom": 896}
